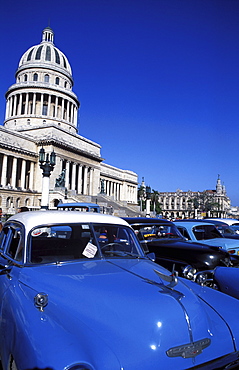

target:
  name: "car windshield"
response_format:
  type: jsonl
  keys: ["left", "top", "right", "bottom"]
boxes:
{"left": 29, "top": 223, "right": 142, "bottom": 263}
{"left": 192, "top": 225, "right": 222, "bottom": 240}
{"left": 230, "top": 224, "right": 239, "bottom": 234}
{"left": 132, "top": 224, "right": 182, "bottom": 241}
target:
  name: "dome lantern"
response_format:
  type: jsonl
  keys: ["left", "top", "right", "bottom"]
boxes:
{"left": 42, "top": 27, "right": 54, "bottom": 43}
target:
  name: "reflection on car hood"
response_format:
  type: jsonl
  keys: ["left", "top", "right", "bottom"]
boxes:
{"left": 143, "top": 238, "right": 224, "bottom": 251}
{"left": 189, "top": 238, "right": 239, "bottom": 250}
{"left": 18, "top": 259, "right": 239, "bottom": 369}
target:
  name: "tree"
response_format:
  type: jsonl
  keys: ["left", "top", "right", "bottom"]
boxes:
{"left": 187, "top": 191, "right": 220, "bottom": 215}
{"left": 151, "top": 189, "right": 162, "bottom": 215}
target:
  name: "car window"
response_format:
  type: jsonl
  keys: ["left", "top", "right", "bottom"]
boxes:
{"left": 176, "top": 227, "right": 191, "bottom": 240}
{"left": 192, "top": 225, "right": 221, "bottom": 240}
{"left": 132, "top": 224, "right": 181, "bottom": 241}
{"left": 30, "top": 223, "right": 141, "bottom": 263}
{"left": 2, "top": 225, "right": 24, "bottom": 262}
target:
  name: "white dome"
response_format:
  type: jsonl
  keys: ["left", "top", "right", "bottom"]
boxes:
{"left": 18, "top": 27, "right": 72, "bottom": 76}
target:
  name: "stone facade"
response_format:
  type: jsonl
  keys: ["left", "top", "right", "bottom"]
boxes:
{"left": 0, "top": 27, "right": 138, "bottom": 216}
{"left": 140, "top": 176, "right": 231, "bottom": 219}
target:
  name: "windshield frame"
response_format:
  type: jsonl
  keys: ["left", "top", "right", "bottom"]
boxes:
{"left": 27, "top": 222, "right": 145, "bottom": 265}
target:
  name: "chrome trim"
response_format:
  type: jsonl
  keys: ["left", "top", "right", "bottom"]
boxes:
{"left": 34, "top": 293, "right": 48, "bottom": 312}
{"left": 166, "top": 338, "right": 211, "bottom": 358}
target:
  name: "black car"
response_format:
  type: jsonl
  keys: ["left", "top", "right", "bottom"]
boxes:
{"left": 123, "top": 217, "right": 237, "bottom": 287}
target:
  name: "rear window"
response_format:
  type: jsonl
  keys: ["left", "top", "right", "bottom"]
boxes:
{"left": 192, "top": 225, "right": 221, "bottom": 240}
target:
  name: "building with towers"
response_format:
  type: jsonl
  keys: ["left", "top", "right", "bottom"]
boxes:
{"left": 139, "top": 175, "right": 231, "bottom": 219}
{"left": 0, "top": 27, "right": 139, "bottom": 216}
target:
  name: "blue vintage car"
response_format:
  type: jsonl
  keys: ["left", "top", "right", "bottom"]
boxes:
{"left": 214, "top": 266, "right": 239, "bottom": 300}
{"left": 1, "top": 211, "right": 239, "bottom": 369}
{"left": 174, "top": 220, "right": 239, "bottom": 255}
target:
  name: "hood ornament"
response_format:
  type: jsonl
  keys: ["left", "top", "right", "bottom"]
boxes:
{"left": 34, "top": 292, "right": 48, "bottom": 312}
{"left": 154, "top": 264, "right": 178, "bottom": 289}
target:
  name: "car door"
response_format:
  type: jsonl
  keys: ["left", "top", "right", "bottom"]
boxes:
{"left": 0, "top": 222, "right": 25, "bottom": 303}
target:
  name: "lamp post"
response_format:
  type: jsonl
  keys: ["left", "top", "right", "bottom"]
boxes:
{"left": 146, "top": 186, "right": 151, "bottom": 217}
{"left": 39, "top": 147, "right": 56, "bottom": 209}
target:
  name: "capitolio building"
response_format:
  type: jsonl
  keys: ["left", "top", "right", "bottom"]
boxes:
{"left": 0, "top": 27, "right": 139, "bottom": 216}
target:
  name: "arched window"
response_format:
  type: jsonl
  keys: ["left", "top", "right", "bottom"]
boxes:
{"left": 42, "top": 103, "right": 48, "bottom": 115}
{"left": 62, "top": 55, "right": 67, "bottom": 68}
{"left": 27, "top": 48, "right": 34, "bottom": 61}
{"left": 54, "top": 49, "right": 60, "bottom": 64}
{"left": 35, "top": 46, "right": 43, "bottom": 60}
{"left": 45, "top": 46, "right": 51, "bottom": 61}
{"left": 33, "top": 73, "right": 38, "bottom": 81}
{"left": 24, "top": 74, "right": 28, "bottom": 82}
{"left": 44, "top": 74, "right": 49, "bottom": 83}
{"left": 55, "top": 77, "right": 59, "bottom": 85}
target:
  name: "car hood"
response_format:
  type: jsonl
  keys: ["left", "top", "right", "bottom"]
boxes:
{"left": 190, "top": 237, "right": 239, "bottom": 251}
{"left": 17, "top": 259, "right": 239, "bottom": 369}
{"left": 143, "top": 238, "right": 224, "bottom": 252}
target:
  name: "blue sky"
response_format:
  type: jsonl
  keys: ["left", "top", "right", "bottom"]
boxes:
{"left": 1, "top": 0, "right": 239, "bottom": 205}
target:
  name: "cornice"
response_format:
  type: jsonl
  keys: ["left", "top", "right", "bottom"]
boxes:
{"left": 36, "top": 138, "right": 104, "bottom": 163}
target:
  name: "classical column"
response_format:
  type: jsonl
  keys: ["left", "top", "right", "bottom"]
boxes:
{"left": 77, "top": 165, "right": 82, "bottom": 194}
{"left": 61, "top": 98, "right": 64, "bottom": 120}
{"left": 83, "top": 166, "right": 88, "bottom": 195}
{"left": 74, "top": 106, "right": 77, "bottom": 125}
{"left": 40, "top": 93, "right": 44, "bottom": 115}
{"left": 33, "top": 93, "right": 36, "bottom": 114}
{"left": 65, "top": 161, "right": 70, "bottom": 189}
{"left": 71, "top": 103, "right": 74, "bottom": 123}
{"left": 11, "top": 157, "right": 17, "bottom": 188}
{"left": 5, "top": 98, "right": 9, "bottom": 119}
{"left": 20, "top": 160, "right": 26, "bottom": 189}
{"left": 25, "top": 93, "right": 29, "bottom": 115}
{"left": 1, "top": 155, "right": 8, "bottom": 186}
{"left": 48, "top": 94, "right": 51, "bottom": 116}
{"left": 66, "top": 100, "right": 70, "bottom": 122}
{"left": 89, "top": 167, "right": 93, "bottom": 195}
{"left": 55, "top": 96, "right": 58, "bottom": 118}
{"left": 72, "top": 162, "right": 76, "bottom": 190}
{"left": 29, "top": 162, "right": 34, "bottom": 190}
{"left": 13, "top": 95, "right": 17, "bottom": 116}
{"left": 18, "top": 94, "right": 22, "bottom": 115}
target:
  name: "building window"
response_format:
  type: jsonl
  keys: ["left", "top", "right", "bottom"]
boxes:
{"left": 62, "top": 55, "right": 67, "bottom": 68}
{"left": 33, "top": 73, "right": 38, "bottom": 81}
{"left": 35, "top": 46, "right": 43, "bottom": 60}
{"left": 55, "top": 77, "right": 59, "bottom": 85}
{"left": 44, "top": 74, "right": 49, "bottom": 83}
{"left": 45, "top": 46, "right": 51, "bottom": 61}
{"left": 24, "top": 74, "right": 27, "bottom": 82}
{"left": 42, "top": 104, "right": 48, "bottom": 116}
{"left": 54, "top": 48, "right": 60, "bottom": 64}
{"left": 27, "top": 48, "right": 33, "bottom": 61}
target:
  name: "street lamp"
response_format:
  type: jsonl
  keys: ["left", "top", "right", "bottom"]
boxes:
{"left": 146, "top": 186, "right": 151, "bottom": 217}
{"left": 39, "top": 147, "right": 56, "bottom": 209}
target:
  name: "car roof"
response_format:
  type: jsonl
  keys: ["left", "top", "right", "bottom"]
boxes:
{"left": 205, "top": 218, "right": 239, "bottom": 226}
{"left": 174, "top": 220, "right": 216, "bottom": 227}
{"left": 57, "top": 202, "right": 99, "bottom": 208}
{"left": 123, "top": 217, "right": 173, "bottom": 225}
{"left": 7, "top": 211, "right": 129, "bottom": 234}
{"left": 175, "top": 219, "right": 229, "bottom": 226}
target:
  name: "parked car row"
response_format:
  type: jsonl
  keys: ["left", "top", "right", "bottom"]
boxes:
{"left": 123, "top": 217, "right": 237, "bottom": 288}
{"left": 1, "top": 211, "right": 239, "bottom": 369}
